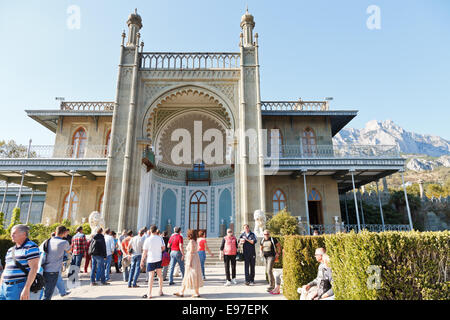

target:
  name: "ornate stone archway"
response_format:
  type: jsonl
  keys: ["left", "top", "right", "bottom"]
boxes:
{"left": 141, "top": 85, "right": 236, "bottom": 144}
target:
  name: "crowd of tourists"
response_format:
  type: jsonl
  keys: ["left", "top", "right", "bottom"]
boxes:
{"left": 0, "top": 222, "right": 333, "bottom": 300}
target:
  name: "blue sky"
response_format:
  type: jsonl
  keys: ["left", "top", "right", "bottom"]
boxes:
{"left": 0, "top": 0, "right": 449, "bottom": 145}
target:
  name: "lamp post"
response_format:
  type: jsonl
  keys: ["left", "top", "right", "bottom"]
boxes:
{"left": 400, "top": 169, "right": 413, "bottom": 230}
{"left": 15, "top": 170, "right": 27, "bottom": 208}
{"left": 350, "top": 169, "right": 361, "bottom": 232}
{"left": 66, "top": 170, "right": 76, "bottom": 222}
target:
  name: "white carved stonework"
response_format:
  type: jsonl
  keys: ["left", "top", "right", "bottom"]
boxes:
{"left": 88, "top": 211, "right": 105, "bottom": 236}
{"left": 144, "top": 86, "right": 234, "bottom": 140}
{"left": 144, "top": 83, "right": 169, "bottom": 106}
{"left": 254, "top": 209, "right": 265, "bottom": 237}
{"left": 244, "top": 68, "right": 256, "bottom": 81}
{"left": 140, "top": 70, "right": 240, "bottom": 81}
{"left": 211, "top": 83, "right": 235, "bottom": 102}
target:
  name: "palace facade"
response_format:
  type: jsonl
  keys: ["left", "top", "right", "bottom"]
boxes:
{"left": 0, "top": 10, "right": 406, "bottom": 236}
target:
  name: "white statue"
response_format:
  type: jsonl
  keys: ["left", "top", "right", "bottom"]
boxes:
{"left": 88, "top": 211, "right": 105, "bottom": 236}
{"left": 253, "top": 209, "right": 266, "bottom": 237}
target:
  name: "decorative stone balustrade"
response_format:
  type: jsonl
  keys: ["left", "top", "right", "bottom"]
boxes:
{"left": 261, "top": 101, "right": 329, "bottom": 111}
{"left": 0, "top": 145, "right": 108, "bottom": 159}
{"left": 140, "top": 52, "right": 241, "bottom": 70}
{"left": 60, "top": 102, "right": 115, "bottom": 111}
{"left": 267, "top": 144, "right": 400, "bottom": 159}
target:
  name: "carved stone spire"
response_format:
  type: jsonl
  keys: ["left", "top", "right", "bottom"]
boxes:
{"left": 240, "top": 8, "right": 255, "bottom": 47}
{"left": 126, "top": 9, "right": 143, "bottom": 47}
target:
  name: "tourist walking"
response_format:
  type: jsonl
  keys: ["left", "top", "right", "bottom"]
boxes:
{"left": 71, "top": 226, "right": 88, "bottom": 276}
{"left": 197, "top": 230, "right": 214, "bottom": 280}
{"left": 259, "top": 229, "right": 281, "bottom": 292}
{"left": 120, "top": 230, "right": 133, "bottom": 282}
{"left": 140, "top": 225, "right": 165, "bottom": 299}
{"left": 111, "top": 231, "right": 121, "bottom": 273}
{"left": 42, "top": 226, "right": 71, "bottom": 300}
{"left": 128, "top": 228, "right": 145, "bottom": 288}
{"left": 168, "top": 227, "right": 185, "bottom": 285}
{"left": 220, "top": 228, "right": 238, "bottom": 286}
{"left": 104, "top": 228, "right": 116, "bottom": 282}
{"left": 161, "top": 231, "right": 170, "bottom": 281}
{"left": 173, "top": 229, "right": 203, "bottom": 298}
{"left": 239, "top": 224, "right": 257, "bottom": 286}
{"left": 0, "top": 225, "right": 40, "bottom": 300}
{"left": 117, "top": 229, "right": 127, "bottom": 270}
{"left": 84, "top": 236, "right": 92, "bottom": 273}
{"left": 89, "top": 227, "right": 109, "bottom": 286}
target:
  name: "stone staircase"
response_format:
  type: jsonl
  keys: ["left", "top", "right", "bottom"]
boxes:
{"left": 182, "top": 238, "right": 245, "bottom": 267}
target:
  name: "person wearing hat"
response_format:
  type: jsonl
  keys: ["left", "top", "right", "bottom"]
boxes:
{"left": 41, "top": 225, "right": 71, "bottom": 300}
{"left": 299, "top": 247, "right": 326, "bottom": 300}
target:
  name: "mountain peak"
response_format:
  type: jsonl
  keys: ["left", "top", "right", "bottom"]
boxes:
{"left": 334, "top": 119, "right": 450, "bottom": 157}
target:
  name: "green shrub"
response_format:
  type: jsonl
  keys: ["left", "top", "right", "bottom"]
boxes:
{"left": 0, "top": 234, "right": 14, "bottom": 266}
{"left": 6, "top": 207, "right": 21, "bottom": 235}
{"left": 325, "top": 230, "right": 450, "bottom": 300}
{"left": 281, "top": 231, "right": 450, "bottom": 300}
{"left": 0, "top": 212, "right": 5, "bottom": 235}
{"left": 266, "top": 208, "right": 299, "bottom": 235}
{"left": 282, "top": 235, "right": 326, "bottom": 300}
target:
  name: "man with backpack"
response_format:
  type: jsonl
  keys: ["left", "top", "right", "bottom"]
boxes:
{"left": 89, "top": 227, "right": 109, "bottom": 286}
{"left": 41, "top": 225, "right": 71, "bottom": 300}
{"left": 259, "top": 229, "right": 281, "bottom": 292}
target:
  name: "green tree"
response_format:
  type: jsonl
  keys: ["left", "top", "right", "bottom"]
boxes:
{"left": 266, "top": 208, "right": 299, "bottom": 235}
{"left": 0, "top": 140, "right": 31, "bottom": 158}
{"left": 6, "top": 207, "right": 21, "bottom": 234}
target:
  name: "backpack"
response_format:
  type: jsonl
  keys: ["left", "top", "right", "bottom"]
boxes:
{"left": 161, "top": 251, "right": 170, "bottom": 267}
{"left": 260, "top": 237, "right": 277, "bottom": 256}
{"left": 88, "top": 238, "right": 96, "bottom": 256}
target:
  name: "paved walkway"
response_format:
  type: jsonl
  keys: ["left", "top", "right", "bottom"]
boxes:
{"left": 54, "top": 266, "right": 285, "bottom": 300}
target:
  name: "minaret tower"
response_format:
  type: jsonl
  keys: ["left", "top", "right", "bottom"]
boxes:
{"left": 126, "top": 9, "right": 143, "bottom": 47}
{"left": 237, "top": 8, "right": 266, "bottom": 231}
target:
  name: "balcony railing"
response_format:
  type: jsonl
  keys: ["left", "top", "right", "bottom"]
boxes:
{"left": 186, "top": 170, "right": 211, "bottom": 185}
{"left": 305, "top": 224, "right": 411, "bottom": 234}
{"left": 266, "top": 144, "right": 400, "bottom": 159}
{"left": 60, "top": 102, "right": 115, "bottom": 111}
{"left": 261, "top": 101, "right": 329, "bottom": 112}
{"left": 0, "top": 145, "right": 108, "bottom": 159}
{"left": 140, "top": 52, "right": 241, "bottom": 70}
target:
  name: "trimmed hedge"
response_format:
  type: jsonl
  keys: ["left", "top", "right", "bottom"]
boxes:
{"left": 0, "top": 222, "right": 92, "bottom": 265}
{"left": 326, "top": 231, "right": 450, "bottom": 300}
{"left": 0, "top": 235, "right": 14, "bottom": 266}
{"left": 282, "top": 235, "right": 326, "bottom": 300}
{"left": 282, "top": 231, "right": 450, "bottom": 300}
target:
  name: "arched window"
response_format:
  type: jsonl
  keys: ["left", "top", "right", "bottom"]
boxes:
{"left": 308, "top": 189, "right": 321, "bottom": 201}
{"left": 272, "top": 189, "right": 287, "bottom": 213}
{"left": 269, "top": 128, "right": 283, "bottom": 156}
{"left": 104, "top": 130, "right": 111, "bottom": 157}
{"left": 189, "top": 191, "right": 207, "bottom": 235}
{"left": 98, "top": 192, "right": 104, "bottom": 215}
{"left": 302, "top": 127, "right": 317, "bottom": 156}
{"left": 71, "top": 127, "right": 87, "bottom": 158}
{"left": 61, "top": 191, "right": 79, "bottom": 221}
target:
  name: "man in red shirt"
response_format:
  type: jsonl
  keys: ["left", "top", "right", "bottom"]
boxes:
{"left": 167, "top": 227, "right": 185, "bottom": 285}
{"left": 71, "top": 226, "right": 88, "bottom": 276}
